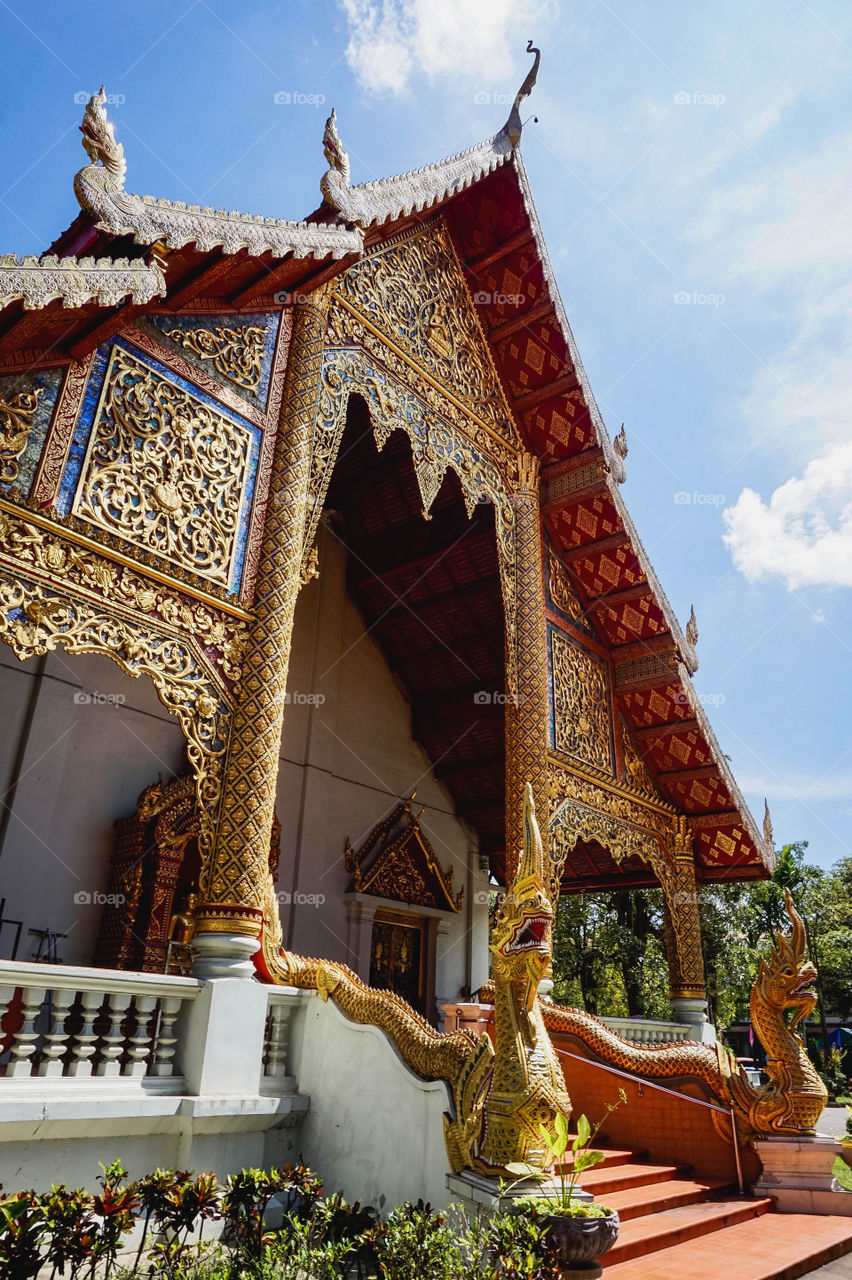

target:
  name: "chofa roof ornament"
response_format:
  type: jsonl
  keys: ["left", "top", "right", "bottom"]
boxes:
{"left": 502, "top": 40, "right": 541, "bottom": 148}
{"left": 74, "top": 85, "right": 127, "bottom": 205}
{"left": 319, "top": 42, "right": 541, "bottom": 227}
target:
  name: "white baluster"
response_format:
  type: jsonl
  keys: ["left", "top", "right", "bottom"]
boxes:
{"left": 150, "top": 997, "right": 181, "bottom": 1077}
{"left": 67, "top": 990, "right": 103, "bottom": 1077}
{"left": 94, "top": 991, "right": 132, "bottom": 1077}
{"left": 37, "top": 988, "right": 78, "bottom": 1076}
{"left": 7, "top": 984, "right": 46, "bottom": 1077}
{"left": 126, "top": 994, "right": 158, "bottom": 1077}
{"left": 264, "top": 1003, "right": 290, "bottom": 1080}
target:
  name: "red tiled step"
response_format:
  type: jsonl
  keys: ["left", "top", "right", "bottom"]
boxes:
{"left": 580, "top": 1161, "right": 689, "bottom": 1195}
{"left": 600, "top": 1175, "right": 733, "bottom": 1222}
{"left": 603, "top": 1195, "right": 773, "bottom": 1265}
{"left": 601, "top": 1210, "right": 852, "bottom": 1280}
{"left": 555, "top": 1146, "right": 647, "bottom": 1172}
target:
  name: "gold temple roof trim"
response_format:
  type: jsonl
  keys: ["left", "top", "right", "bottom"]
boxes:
{"left": 0, "top": 253, "right": 166, "bottom": 311}
{"left": 74, "top": 90, "right": 362, "bottom": 261}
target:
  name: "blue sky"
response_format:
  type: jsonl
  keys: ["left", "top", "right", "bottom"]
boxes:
{"left": 1, "top": 0, "right": 850, "bottom": 871}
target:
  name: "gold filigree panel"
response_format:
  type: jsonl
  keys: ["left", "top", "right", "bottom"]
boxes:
{"left": 550, "top": 630, "right": 611, "bottom": 771}
{"left": 73, "top": 346, "right": 252, "bottom": 587}
{"left": 1, "top": 387, "right": 42, "bottom": 485}
{"left": 162, "top": 324, "right": 265, "bottom": 392}
{"left": 333, "top": 218, "right": 519, "bottom": 449}
{"left": 0, "top": 565, "right": 229, "bottom": 876}
{"left": 547, "top": 544, "right": 585, "bottom": 625}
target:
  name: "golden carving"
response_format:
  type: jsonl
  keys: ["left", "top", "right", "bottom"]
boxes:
{"left": 505, "top": 455, "right": 549, "bottom": 886}
{"left": 0, "top": 387, "right": 42, "bottom": 484}
{"left": 345, "top": 796, "right": 463, "bottom": 912}
{"left": 0, "top": 570, "right": 227, "bottom": 869}
{"left": 547, "top": 544, "right": 585, "bottom": 625}
{"left": 200, "top": 289, "right": 332, "bottom": 926}
{"left": 74, "top": 346, "right": 252, "bottom": 587}
{"left": 473, "top": 784, "right": 571, "bottom": 1173}
{"left": 620, "top": 719, "right": 658, "bottom": 799}
{"left": 551, "top": 630, "right": 611, "bottom": 772}
{"left": 334, "top": 218, "right": 518, "bottom": 448}
{"left": 163, "top": 324, "right": 266, "bottom": 393}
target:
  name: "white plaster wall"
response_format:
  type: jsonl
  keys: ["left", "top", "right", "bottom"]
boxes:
{"left": 289, "top": 991, "right": 452, "bottom": 1208}
{"left": 0, "top": 646, "right": 186, "bottom": 965}
{"left": 0, "top": 521, "right": 490, "bottom": 989}
{"left": 277, "top": 523, "right": 491, "bottom": 1011}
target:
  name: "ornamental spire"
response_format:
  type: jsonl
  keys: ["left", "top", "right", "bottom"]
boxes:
{"left": 76, "top": 86, "right": 126, "bottom": 194}
{"left": 685, "top": 604, "right": 699, "bottom": 648}
{"left": 502, "top": 40, "right": 541, "bottom": 148}
{"left": 763, "top": 799, "right": 774, "bottom": 847}
{"left": 320, "top": 107, "right": 351, "bottom": 208}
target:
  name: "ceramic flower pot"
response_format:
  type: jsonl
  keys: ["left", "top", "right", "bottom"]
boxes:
{"left": 540, "top": 1209, "right": 620, "bottom": 1271}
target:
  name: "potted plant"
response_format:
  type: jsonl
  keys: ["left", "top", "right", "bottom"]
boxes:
{"left": 507, "top": 1089, "right": 626, "bottom": 1275}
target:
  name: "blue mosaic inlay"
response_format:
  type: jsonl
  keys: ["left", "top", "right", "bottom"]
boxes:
{"left": 58, "top": 337, "right": 262, "bottom": 596}
{"left": 0, "top": 366, "right": 64, "bottom": 497}
{"left": 137, "top": 311, "right": 281, "bottom": 413}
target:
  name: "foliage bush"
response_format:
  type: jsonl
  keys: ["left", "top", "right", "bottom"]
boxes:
{"left": 0, "top": 1163, "right": 574, "bottom": 1280}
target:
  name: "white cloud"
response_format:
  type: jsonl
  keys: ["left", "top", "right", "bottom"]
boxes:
{"left": 740, "top": 769, "right": 852, "bottom": 803}
{"left": 340, "top": 0, "right": 541, "bottom": 95}
{"left": 722, "top": 442, "right": 852, "bottom": 588}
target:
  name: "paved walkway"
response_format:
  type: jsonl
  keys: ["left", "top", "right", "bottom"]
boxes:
{"left": 803, "top": 1258, "right": 852, "bottom": 1278}
{"left": 819, "top": 1108, "right": 852, "bottom": 1140}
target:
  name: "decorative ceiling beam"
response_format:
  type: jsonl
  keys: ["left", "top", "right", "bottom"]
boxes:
{"left": 633, "top": 717, "right": 701, "bottom": 742}
{"left": 513, "top": 372, "right": 582, "bottom": 414}
{"left": 163, "top": 250, "right": 232, "bottom": 311}
{"left": 487, "top": 298, "right": 553, "bottom": 344}
{"left": 587, "top": 581, "right": 652, "bottom": 611}
{"left": 557, "top": 531, "right": 631, "bottom": 563}
{"left": 465, "top": 229, "right": 536, "bottom": 276}
{"left": 67, "top": 300, "right": 144, "bottom": 360}
{"left": 658, "top": 764, "right": 726, "bottom": 785}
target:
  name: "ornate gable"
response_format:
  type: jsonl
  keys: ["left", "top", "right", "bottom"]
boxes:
{"left": 344, "top": 795, "right": 463, "bottom": 912}
{"left": 334, "top": 217, "right": 519, "bottom": 448}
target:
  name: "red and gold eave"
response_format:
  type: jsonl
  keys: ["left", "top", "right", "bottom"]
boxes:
{"left": 0, "top": 133, "right": 772, "bottom": 891}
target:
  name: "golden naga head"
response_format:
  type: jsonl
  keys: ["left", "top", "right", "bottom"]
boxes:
{"left": 490, "top": 784, "right": 554, "bottom": 988}
{"left": 755, "top": 889, "right": 818, "bottom": 1035}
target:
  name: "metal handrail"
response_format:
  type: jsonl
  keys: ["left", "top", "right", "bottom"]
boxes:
{"left": 555, "top": 1045, "right": 745, "bottom": 1195}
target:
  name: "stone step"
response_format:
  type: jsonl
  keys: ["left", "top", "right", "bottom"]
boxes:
{"left": 581, "top": 1161, "right": 689, "bottom": 1196}
{"left": 601, "top": 1210, "right": 852, "bottom": 1279}
{"left": 554, "top": 1146, "right": 647, "bottom": 1172}
{"left": 601, "top": 1175, "right": 733, "bottom": 1221}
{"left": 603, "top": 1195, "right": 773, "bottom": 1265}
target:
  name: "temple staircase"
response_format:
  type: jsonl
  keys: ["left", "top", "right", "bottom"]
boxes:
{"left": 553, "top": 1139, "right": 852, "bottom": 1279}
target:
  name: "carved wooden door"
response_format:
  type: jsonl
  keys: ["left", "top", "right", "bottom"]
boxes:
{"left": 369, "top": 909, "right": 428, "bottom": 1015}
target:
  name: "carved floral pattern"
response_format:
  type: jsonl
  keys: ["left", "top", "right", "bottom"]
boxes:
{"left": 162, "top": 324, "right": 266, "bottom": 392}
{"left": 550, "top": 630, "right": 611, "bottom": 771}
{"left": 74, "top": 346, "right": 252, "bottom": 587}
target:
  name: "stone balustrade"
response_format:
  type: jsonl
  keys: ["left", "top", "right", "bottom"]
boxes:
{"left": 600, "top": 1014, "right": 694, "bottom": 1045}
{"left": 0, "top": 960, "right": 200, "bottom": 1081}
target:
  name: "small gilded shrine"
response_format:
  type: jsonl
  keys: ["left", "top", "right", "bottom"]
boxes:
{"left": 0, "top": 55, "right": 773, "bottom": 1077}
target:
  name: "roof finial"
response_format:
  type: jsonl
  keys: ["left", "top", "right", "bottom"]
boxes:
{"left": 74, "top": 86, "right": 126, "bottom": 207}
{"left": 614, "top": 423, "right": 628, "bottom": 460}
{"left": 320, "top": 107, "right": 351, "bottom": 209}
{"left": 763, "top": 799, "right": 774, "bottom": 847}
{"left": 685, "top": 604, "right": 698, "bottom": 648}
{"left": 503, "top": 40, "right": 541, "bottom": 148}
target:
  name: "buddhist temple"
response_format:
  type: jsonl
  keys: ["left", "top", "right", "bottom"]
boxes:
{"left": 0, "top": 51, "right": 849, "bottom": 1276}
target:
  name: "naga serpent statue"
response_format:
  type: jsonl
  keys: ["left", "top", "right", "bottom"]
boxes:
{"left": 259, "top": 780, "right": 825, "bottom": 1173}
{"left": 513, "top": 887, "right": 827, "bottom": 1140}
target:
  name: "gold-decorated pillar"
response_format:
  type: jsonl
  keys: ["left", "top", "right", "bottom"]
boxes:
{"left": 193, "top": 288, "right": 330, "bottom": 977}
{"left": 661, "top": 817, "right": 711, "bottom": 1039}
{"left": 504, "top": 453, "right": 550, "bottom": 889}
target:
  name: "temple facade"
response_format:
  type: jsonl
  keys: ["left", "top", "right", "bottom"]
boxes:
{"left": 0, "top": 58, "right": 802, "bottom": 1212}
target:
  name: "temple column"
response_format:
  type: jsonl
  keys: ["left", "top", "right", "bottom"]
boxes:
{"left": 661, "top": 818, "right": 713, "bottom": 1042}
{"left": 193, "top": 287, "right": 330, "bottom": 978}
{"left": 504, "top": 453, "right": 550, "bottom": 889}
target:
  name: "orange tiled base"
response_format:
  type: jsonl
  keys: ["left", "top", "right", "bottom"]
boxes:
{"left": 602, "top": 1211, "right": 852, "bottom": 1279}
